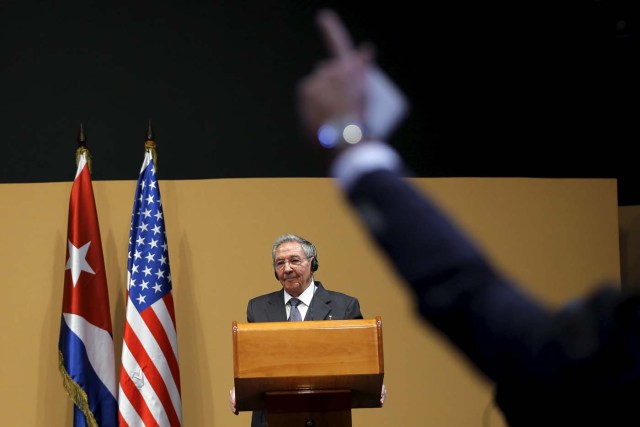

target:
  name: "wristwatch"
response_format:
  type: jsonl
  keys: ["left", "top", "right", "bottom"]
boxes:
{"left": 317, "top": 117, "right": 366, "bottom": 149}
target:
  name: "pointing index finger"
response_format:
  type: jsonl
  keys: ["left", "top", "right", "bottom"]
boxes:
{"left": 316, "top": 9, "right": 355, "bottom": 59}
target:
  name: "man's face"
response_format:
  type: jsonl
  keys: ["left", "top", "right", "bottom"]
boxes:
{"left": 274, "top": 241, "right": 313, "bottom": 297}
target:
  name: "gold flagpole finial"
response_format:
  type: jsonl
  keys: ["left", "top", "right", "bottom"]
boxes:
{"left": 144, "top": 120, "right": 158, "bottom": 168}
{"left": 76, "top": 123, "right": 92, "bottom": 173}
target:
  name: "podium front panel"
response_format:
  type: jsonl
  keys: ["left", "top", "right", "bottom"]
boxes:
{"left": 232, "top": 317, "right": 384, "bottom": 411}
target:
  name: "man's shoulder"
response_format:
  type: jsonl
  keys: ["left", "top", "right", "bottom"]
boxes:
{"left": 316, "top": 281, "right": 359, "bottom": 301}
{"left": 248, "top": 289, "right": 282, "bottom": 303}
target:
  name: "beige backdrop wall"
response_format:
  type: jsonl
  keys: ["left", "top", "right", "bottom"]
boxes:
{"left": 619, "top": 205, "right": 640, "bottom": 293}
{"left": 0, "top": 177, "right": 621, "bottom": 426}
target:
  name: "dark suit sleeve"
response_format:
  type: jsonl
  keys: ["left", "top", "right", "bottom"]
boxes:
{"left": 346, "top": 296, "right": 363, "bottom": 319}
{"left": 246, "top": 299, "right": 255, "bottom": 323}
{"left": 345, "top": 168, "right": 638, "bottom": 384}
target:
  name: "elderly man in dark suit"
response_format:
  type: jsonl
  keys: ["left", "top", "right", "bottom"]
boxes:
{"left": 247, "top": 233, "right": 363, "bottom": 323}
{"left": 229, "top": 233, "right": 371, "bottom": 426}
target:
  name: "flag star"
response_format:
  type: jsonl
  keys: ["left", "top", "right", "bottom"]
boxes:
{"left": 145, "top": 253, "right": 155, "bottom": 262}
{"left": 149, "top": 238, "right": 159, "bottom": 249}
{"left": 143, "top": 209, "right": 152, "bottom": 218}
{"left": 136, "top": 236, "right": 145, "bottom": 246}
{"left": 143, "top": 266, "right": 152, "bottom": 276}
{"left": 131, "top": 263, "right": 139, "bottom": 274}
{"left": 140, "top": 280, "right": 149, "bottom": 291}
{"left": 155, "top": 269, "right": 165, "bottom": 279}
{"left": 159, "top": 255, "right": 167, "bottom": 265}
{"left": 146, "top": 194, "right": 154, "bottom": 204}
{"left": 149, "top": 180, "right": 157, "bottom": 189}
{"left": 152, "top": 224, "right": 161, "bottom": 235}
{"left": 154, "top": 211, "right": 163, "bottom": 221}
{"left": 129, "top": 278, "right": 136, "bottom": 288}
{"left": 138, "top": 221, "right": 149, "bottom": 232}
{"left": 153, "top": 282, "right": 162, "bottom": 293}
{"left": 151, "top": 165, "right": 156, "bottom": 175}
{"left": 134, "top": 250, "right": 142, "bottom": 260}
{"left": 136, "top": 294, "right": 146, "bottom": 305}
{"left": 167, "top": 273, "right": 172, "bottom": 283}
{"left": 66, "top": 240, "right": 96, "bottom": 287}
{"left": 162, "top": 242, "right": 168, "bottom": 251}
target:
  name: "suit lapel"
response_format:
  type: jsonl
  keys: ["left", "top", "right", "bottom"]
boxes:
{"left": 307, "top": 281, "right": 331, "bottom": 320}
{"left": 266, "top": 290, "right": 288, "bottom": 322}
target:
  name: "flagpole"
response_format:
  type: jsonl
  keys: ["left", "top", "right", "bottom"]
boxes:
{"left": 75, "top": 123, "right": 92, "bottom": 172}
{"left": 145, "top": 119, "right": 158, "bottom": 169}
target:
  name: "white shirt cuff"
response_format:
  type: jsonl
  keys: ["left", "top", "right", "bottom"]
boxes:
{"left": 330, "top": 141, "right": 403, "bottom": 191}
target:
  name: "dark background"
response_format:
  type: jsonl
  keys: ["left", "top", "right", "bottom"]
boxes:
{"left": 1, "top": 1, "right": 637, "bottom": 204}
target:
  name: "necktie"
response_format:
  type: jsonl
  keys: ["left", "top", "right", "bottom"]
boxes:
{"left": 289, "top": 298, "right": 302, "bottom": 322}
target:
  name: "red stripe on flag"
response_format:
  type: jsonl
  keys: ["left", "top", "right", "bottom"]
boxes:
{"left": 118, "top": 413, "right": 129, "bottom": 427}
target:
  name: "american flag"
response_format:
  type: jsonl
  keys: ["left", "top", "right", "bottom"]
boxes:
{"left": 118, "top": 150, "right": 182, "bottom": 426}
{"left": 58, "top": 151, "right": 118, "bottom": 427}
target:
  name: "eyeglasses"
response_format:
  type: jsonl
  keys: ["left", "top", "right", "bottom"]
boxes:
{"left": 275, "top": 256, "right": 311, "bottom": 271}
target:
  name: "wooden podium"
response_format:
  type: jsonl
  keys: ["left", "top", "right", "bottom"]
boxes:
{"left": 232, "top": 316, "right": 384, "bottom": 427}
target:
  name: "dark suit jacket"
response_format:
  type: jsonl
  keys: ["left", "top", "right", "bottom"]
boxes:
{"left": 247, "top": 281, "right": 363, "bottom": 323}
{"left": 247, "top": 281, "right": 363, "bottom": 426}
{"left": 346, "top": 168, "right": 640, "bottom": 426}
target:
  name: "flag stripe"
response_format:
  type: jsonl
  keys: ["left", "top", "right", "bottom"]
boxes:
{"left": 122, "top": 306, "right": 178, "bottom": 427}
{"left": 63, "top": 313, "right": 117, "bottom": 398}
{"left": 145, "top": 296, "right": 181, "bottom": 385}
{"left": 59, "top": 320, "right": 118, "bottom": 423}
{"left": 124, "top": 298, "right": 182, "bottom": 424}
{"left": 117, "top": 390, "right": 137, "bottom": 427}
{"left": 120, "top": 342, "right": 166, "bottom": 426}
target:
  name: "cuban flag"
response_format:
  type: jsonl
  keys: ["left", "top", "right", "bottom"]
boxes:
{"left": 118, "top": 150, "right": 182, "bottom": 426}
{"left": 58, "top": 151, "right": 118, "bottom": 427}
